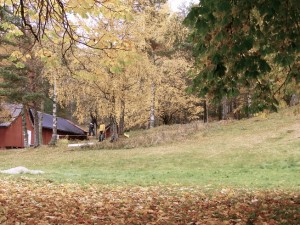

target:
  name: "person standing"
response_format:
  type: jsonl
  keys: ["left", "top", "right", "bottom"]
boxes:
{"left": 88, "top": 122, "right": 95, "bottom": 136}
{"left": 98, "top": 124, "right": 105, "bottom": 142}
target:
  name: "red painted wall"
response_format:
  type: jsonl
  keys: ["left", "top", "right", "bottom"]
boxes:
{"left": 0, "top": 112, "right": 34, "bottom": 148}
{"left": 42, "top": 129, "right": 52, "bottom": 145}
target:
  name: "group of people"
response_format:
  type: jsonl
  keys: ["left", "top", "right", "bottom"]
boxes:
{"left": 88, "top": 122, "right": 105, "bottom": 142}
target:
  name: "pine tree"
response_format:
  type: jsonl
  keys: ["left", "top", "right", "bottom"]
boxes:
{"left": 0, "top": 5, "right": 47, "bottom": 147}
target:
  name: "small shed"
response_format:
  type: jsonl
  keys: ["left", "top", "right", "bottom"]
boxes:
{"left": 0, "top": 104, "right": 34, "bottom": 148}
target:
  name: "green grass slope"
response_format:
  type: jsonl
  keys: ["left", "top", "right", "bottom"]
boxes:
{"left": 0, "top": 107, "right": 299, "bottom": 190}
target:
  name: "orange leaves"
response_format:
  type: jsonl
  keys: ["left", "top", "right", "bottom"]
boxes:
{"left": 0, "top": 180, "right": 299, "bottom": 224}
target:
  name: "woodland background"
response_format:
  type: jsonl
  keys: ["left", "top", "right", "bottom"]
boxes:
{"left": 0, "top": 0, "right": 299, "bottom": 146}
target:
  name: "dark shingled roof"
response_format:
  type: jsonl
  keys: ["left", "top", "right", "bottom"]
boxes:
{"left": 1, "top": 104, "right": 86, "bottom": 135}
{"left": 30, "top": 109, "right": 86, "bottom": 135}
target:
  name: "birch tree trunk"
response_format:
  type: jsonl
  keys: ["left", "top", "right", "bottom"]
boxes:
{"left": 246, "top": 92, "right": 252, "bottom": 118}
{"left": 119, "top": 98, "right": 125, "bottom": 135}
{"left": 110, "top": 94, "right": 118, "bottom": 142}
{"left": 49, "top": 76, "right": 58, "bottom": 145}
{"left": 39, "top": 100, "right": 44, "bottom": 145}
{"left": 33, "top": 102, "right": 40, "bottom": 148}
{"left": 149, "top": 81, "right": 156, "bottom": 128}
{"left": 289, "top": 94, "right": 299, "bottom": 106}
{"left": 149, "top": 50, "right": 157, "bottom": 129}
{"left": 21, "top": 105, "right": 29, "bottom": 148}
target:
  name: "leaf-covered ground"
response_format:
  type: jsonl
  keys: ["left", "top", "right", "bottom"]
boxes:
{"left": 0, "top": 180, "right": 299, "bottom": 224}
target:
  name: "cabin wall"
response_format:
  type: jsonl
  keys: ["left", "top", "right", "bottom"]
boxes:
{"left": 0, "top": 113, "right": 34, "bottom": 148}
{"left": 41, "top": 129, "right": 87, "bottom": 145}
{"left": 41, "top": 129, "right": 52, "bottom": 145}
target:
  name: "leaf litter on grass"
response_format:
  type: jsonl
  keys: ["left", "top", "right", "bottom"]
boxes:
{"left": 0, "top": 180, "right": 299, "bottom": 224}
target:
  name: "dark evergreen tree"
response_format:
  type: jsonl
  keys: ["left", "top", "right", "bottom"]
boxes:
{"left": 0, "top": 6, "right": 46, "bottom": 147}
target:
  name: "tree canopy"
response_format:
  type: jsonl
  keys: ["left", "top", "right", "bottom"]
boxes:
{"left": 1, "top": 0, "right": 299, "bottom": 140}
{"left": 185, "top": 0, "right": 299, "bottom": 112}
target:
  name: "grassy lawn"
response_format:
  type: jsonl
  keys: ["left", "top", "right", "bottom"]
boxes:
{"left": 0, "top": 108, "right": 299, "bottom": 224}
{"left": 0, "top": 108, "right": 299, "bottom": 190}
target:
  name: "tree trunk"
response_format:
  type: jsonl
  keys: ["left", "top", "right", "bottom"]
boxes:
{"left": 149, "top": 49, "right": 157, "bottom": 129}
{"left": 246, "top": 93, "right": 252, "bottom": 118}
{"left": 110, "top": 94, "right": 118, "bottom": 142}
{"left": 33, "top": 102, "right": 40, "bottom": 148}
{"left": 21, "top": 105, "right": 29, "bottom": 148}
{"left": 290, "top": 94, "right": 299, "bottom": 106}
{"left": 39, "top": 100, "right": 44, "bottom": 145}
{"left": 203, "top": 99, "right": 208, "bottom": 123}
{"left": 119, "top": 98, "right": 125, "bottom": 135}
{"left": 149, "top": 81, "right": 156, "bottom": 128}
{"left": 110, "top": 115, "right": 118, "bottom": 142}
{"left": 49, "top": 76, "right": 58, "bottom": 145}
{"left": 218, "top": 103, "right": 222, "bottom": 120}
{"left": 232, "top": 98, "right": 240, "bottom": 120}
{"left": 90, "top": 112, "right": 98, "bottom": 137}
{"left": 222, "top": 97, "right": 229, "bottom": 120}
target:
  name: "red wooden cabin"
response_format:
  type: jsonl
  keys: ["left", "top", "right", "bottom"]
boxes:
{"left": 0, "top": 104, "right": 34, "bottom": 148}
{"left": 0, "top": 104, "right": 87, "bottom": 149}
